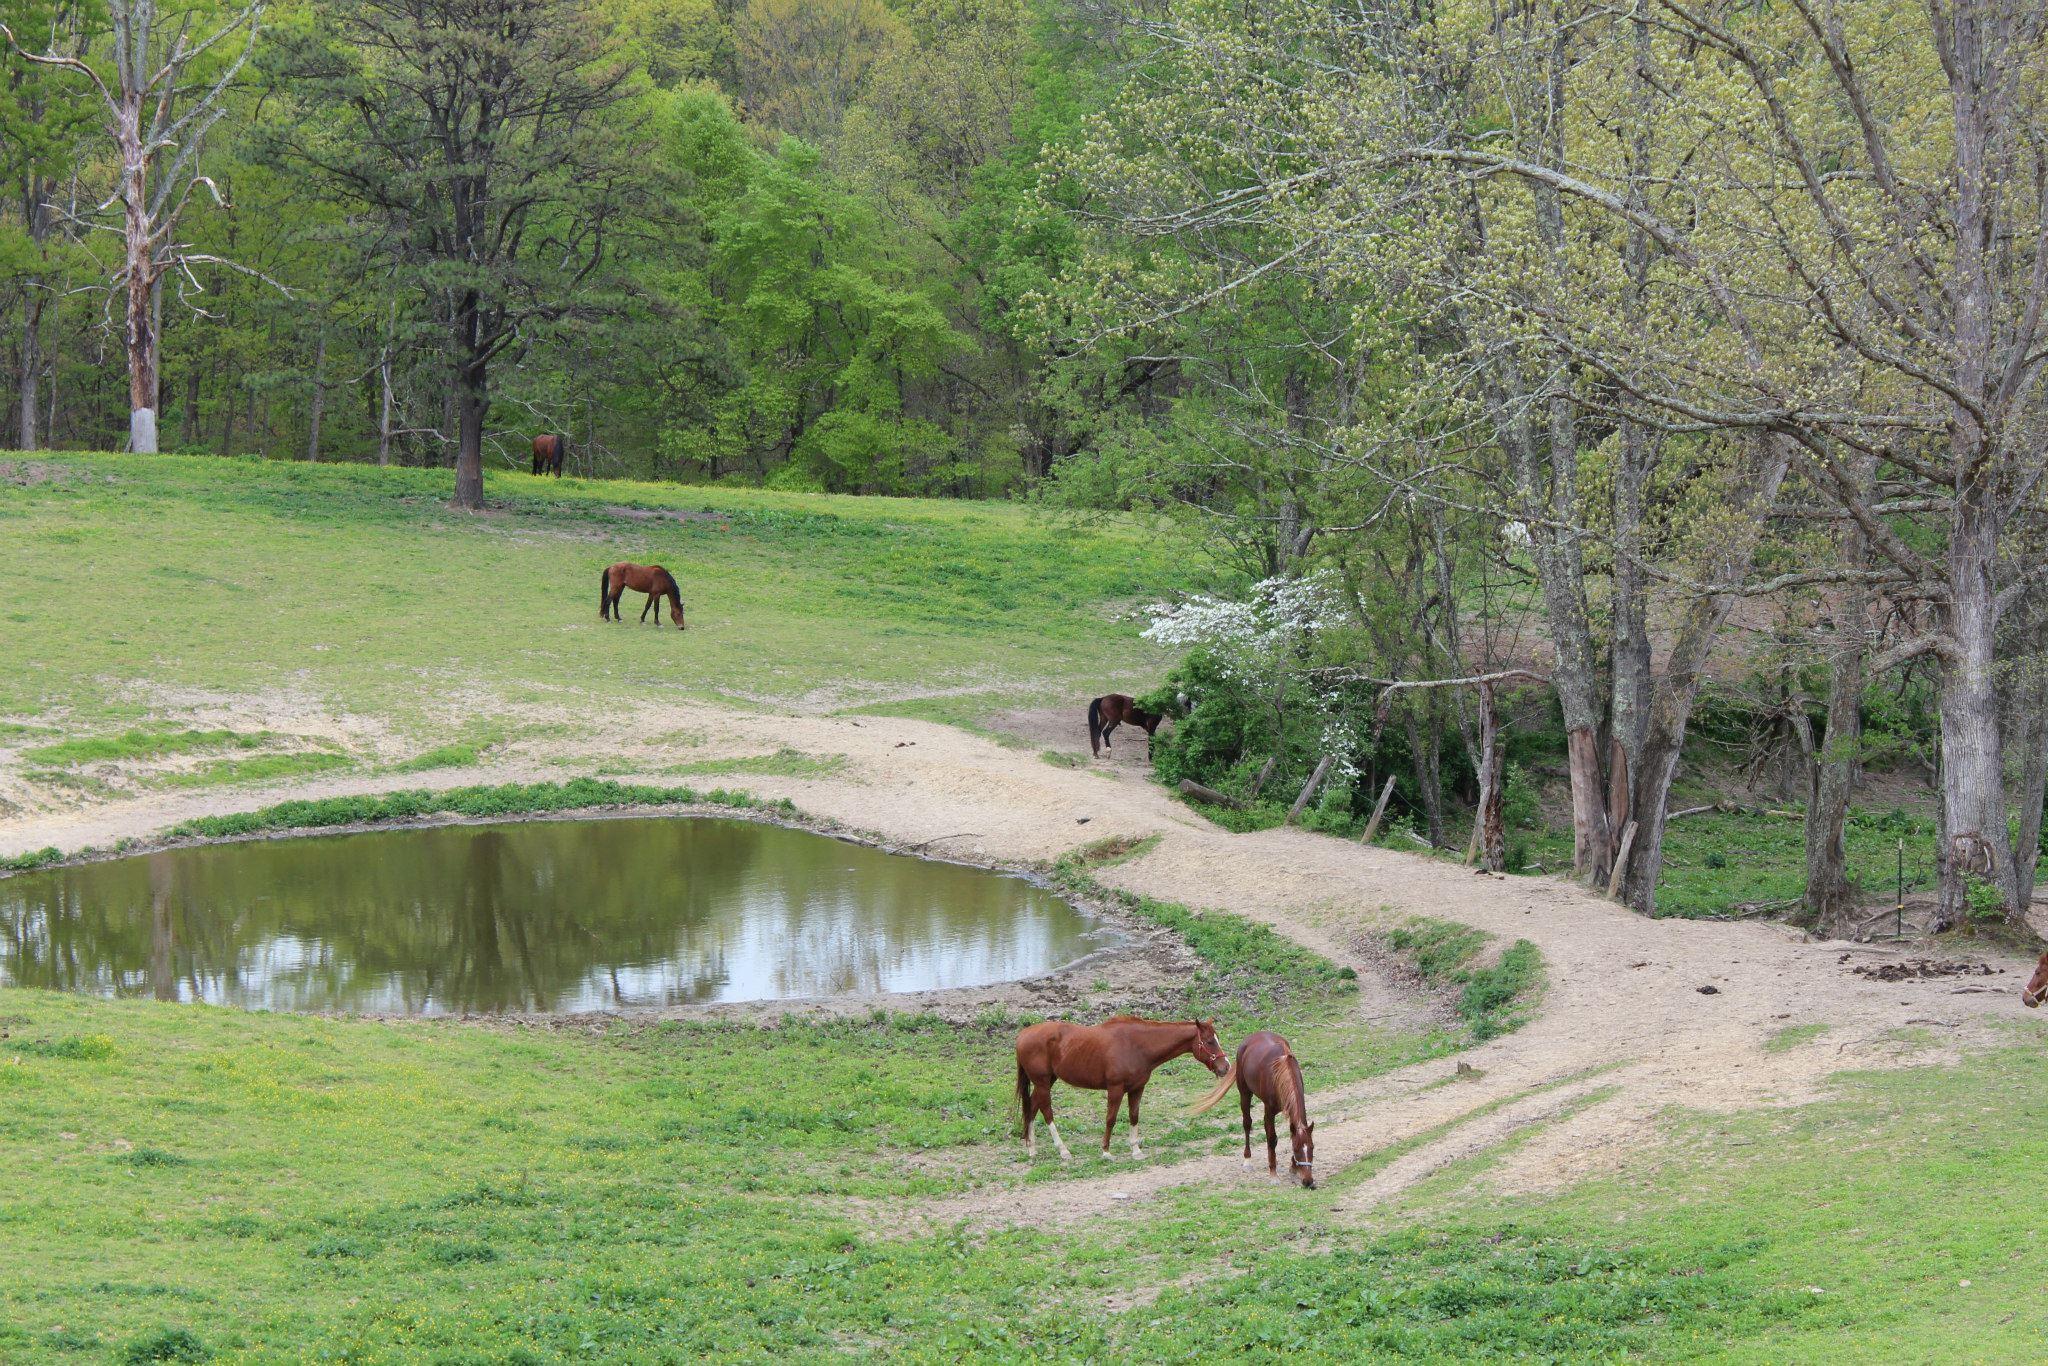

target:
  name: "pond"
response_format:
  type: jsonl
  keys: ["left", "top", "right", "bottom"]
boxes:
{"left": 0, "top": 817, "right": 1107, "bottom": 1014}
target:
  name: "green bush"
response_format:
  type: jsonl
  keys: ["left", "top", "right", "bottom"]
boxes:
{"left": 121, "top": 1328, "right": 207, "bottom": 1363}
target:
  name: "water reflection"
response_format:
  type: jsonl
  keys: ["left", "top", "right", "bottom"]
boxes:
{"left": 0, "top": 818, "right": 1104, "bottom": 1014}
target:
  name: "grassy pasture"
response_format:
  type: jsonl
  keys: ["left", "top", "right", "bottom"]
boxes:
{"left": 0, "top": 455, "right": 1186, "bottom": 755}
{"left": 2, "top": 988, "right": 2042, "bottom": 1361}
{"left": 1, "top": 455, "right": 2042, "bottom": 1361}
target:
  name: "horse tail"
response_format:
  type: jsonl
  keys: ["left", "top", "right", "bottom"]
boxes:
{"left": 1088, "top": 696, "right": 1103, "bottom": 756}
{"left": 599, "top": 565, "right": 610, "bottom": 614}
{"left": 1016, "top": 1061, "right": 1033, "bottom": 1136}
{"left": 554, "top": 434, "right": 567, "bottom": 474}
{"left": 1189, "top": 1062, "right": 1237, "bottom": 1116}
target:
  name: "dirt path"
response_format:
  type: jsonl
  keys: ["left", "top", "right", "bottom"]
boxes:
{"left": 2, "top": 698, "right": 2035, "bottom": 1233}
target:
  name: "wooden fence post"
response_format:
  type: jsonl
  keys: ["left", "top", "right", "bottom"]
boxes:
{"left": 1287, "top": 755, "right": 1335, "bottom": 826}
{"left": 1360, "top": 775, "right": 1398, "bottom": 842}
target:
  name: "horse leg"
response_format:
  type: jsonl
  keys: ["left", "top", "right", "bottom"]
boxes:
{"left": 1240, "top": 1085, "right": 1254, "bottom": 1171}
{"left": 1101, "top": 718, "right": 1118, "bottom": 751}
{"left": 1263, "top": 1104, "right": 1280, "bottom": 1178}
{"left": 1037, "top": 1083, "right": 1070, "bottom": 1161}
{"left": 640, "top": 593, "right": 654, "bottom": 623}
{"left": 1125, "top": 1085, "right": 1145, "bottom": 1159}
{"left": 1100, "top": 1085, "right": 1125, "bottom": 1158}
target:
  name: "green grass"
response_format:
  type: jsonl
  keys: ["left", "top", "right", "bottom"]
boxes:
{"left": 160, "top": 777, "right": 787, "bottom": 841}
{"left": 162, "top": 751, "right": 355, "bottom": 789}
{"left": 1385, "top": 916, "right": 1545, "bottom": 1041}
{"left": 1764, "top": 1023, "right": 1831, "bottom": 1053}
{"left": 391, "top": 740, "right": 495, "bottom": 773}
{"left": 0, "top": 456, "right": 1189, "bottom": 757}
{"left": 22, "top": 725, "right": 277, "bottom": 767}
{"left": 3, "top": 992, "right": 2045, "bottom": 1359}
{"left": 1516, "top": 804, "right": 1939, "bottom": 919}
{"left": 657, "top": 748, "right": 847, "bottom": 779}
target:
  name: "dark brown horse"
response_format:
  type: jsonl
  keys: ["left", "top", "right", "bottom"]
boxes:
{"left": 531, "top": 433, "right": 566, "bottom": 477}
{"left": 1015, "top": 1015, "right": 1227, "bottom": 1161}
{"left": 1088, "top": 693, "right": 1163, "bottom": 758}
{"left": 1193, "top": 1029, "right": 1315, "bottom": 1187}
{"left": 2024, "top": 951, "right": 2048, "bottom": 1008}
{"left": 600, "top": 562, "right": 685, "bottom": 629}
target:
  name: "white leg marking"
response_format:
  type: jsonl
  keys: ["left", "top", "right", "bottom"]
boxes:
{"left": 1048, "top": 1122, "right": 1071, "bottom": 1161}
{"left": 1129, "top": 1125, "right": 1143, "bottom": 1159}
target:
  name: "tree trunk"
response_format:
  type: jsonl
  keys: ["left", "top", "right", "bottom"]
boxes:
{"left": 1806, "top": 459, "right": 1876, "bottom": 932}
{"left": 180, "top": 369, "right": 201, "bottom": 448}
{"left": 16, "top": 292, "right": 42, "bottom": 450}
{"left": 122, "top": 124, "right": 159, "bottom": 453}
{"left": 453, "top": 347, "right": 487, "bottom": 509}
{"left": 1475, "top": 683, "right": 1505, "bottom": 873}
{"left": 306, "top": 323, "right": 328, "bottom": 461}
{"left": 1932, "top": 499, "right": 2016, "bottom": 930}
{"left": 1404, "top": 708, "right": 1445, "bottom": 846}
{"left": 1619, "top": 434, "right": 1796, "bottom": 912}
{"left": 377, "top": 317, "right": 396, "bottom": 466}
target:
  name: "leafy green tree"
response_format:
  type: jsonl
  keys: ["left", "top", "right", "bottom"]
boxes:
{"left": 262, "top": 0, "right": 643, "bottom": 507}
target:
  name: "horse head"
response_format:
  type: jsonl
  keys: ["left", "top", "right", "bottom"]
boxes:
{"left": 1290, "top": 1119, "right": 1315, "bottom": 1189}
{"left": 2023, "top": 951, "right": 2048, "bottom": 1008}
{"left": 1191, "top": 1019, "right": 1228, "bottom": 1076}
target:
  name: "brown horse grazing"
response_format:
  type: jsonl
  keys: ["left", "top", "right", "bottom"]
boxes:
{"left": 1088, "top": 693, "right": 1163, "bottom": 758}
{"left": 531, "top": 433, "right": 566, "bottom": 477}
{"left": 600, "top": 562, "right": 685, "bottom": 629}
{"left": 2023, "top": 951, "right": 2048, "bottom": 1007}
{"left": 1015, "top": 1015, "right": 1227, "bottom": 1161}
{"left": 1192, "top": 1029, "right": 1315, "bottom": 1188}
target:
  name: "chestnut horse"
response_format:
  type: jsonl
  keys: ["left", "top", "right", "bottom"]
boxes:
{"left": 1015, "top": 1015, "right": 1227, "bottom": 1161}
{"left": 1193, "top": 1029, "right": 1315, "bottom": 1187}
{"left": 1088, "top": 693, "right": 1162, "bottom": 758}
{"left": 531, "top": 433, "right": 566, "bottom": 477}
{"left": 600, "top": 562, "right": 685, "bottom": 629}
{"left": 2023, "top": 951, "right": 2048, "bottom": 1008}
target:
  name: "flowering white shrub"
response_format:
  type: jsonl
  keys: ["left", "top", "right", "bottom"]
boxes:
{"left": 1143, "top": 572, "right": 1365, "bottom": 783}
{"left": 1140, "top": 572, "right": 1347, "bottom": 680}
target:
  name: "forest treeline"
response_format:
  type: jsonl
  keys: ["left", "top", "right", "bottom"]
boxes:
{"left": 0, "top": 0, "right": 1157, "bottom": 498}
{"left": 8, "top": 0, "right": 2048, "bottom": 934}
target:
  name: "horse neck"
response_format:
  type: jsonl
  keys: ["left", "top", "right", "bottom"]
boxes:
{"left": 1120, "top": 1020, "right": 1197, "bottom": 1064}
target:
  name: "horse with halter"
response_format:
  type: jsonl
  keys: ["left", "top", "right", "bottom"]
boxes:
{"left": 1088, "top": 693, "right": 1164, "bottom": 758}
{"left": 599, "top": 562, "right": 685, "bottom": 628}
{"left": 531, "top": 433, "right": 566, "bottom": 477}
{"left": 1193, "top": 1029, "right": 1316, "bottom": 1187}
{"left": 2023, "top": 951, "right": 2048, "bottom": 1008}
{"left": 1014, "top": 1015, "right": 1227, "bottom": 1160}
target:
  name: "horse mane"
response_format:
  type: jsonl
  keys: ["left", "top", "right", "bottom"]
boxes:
{"left": 1273, "top": 1050, "right": 1307, "bottom": 1128}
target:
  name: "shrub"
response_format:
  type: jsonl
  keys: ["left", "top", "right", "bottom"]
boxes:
{"left": 121, "top": 1328, "right": 208, "bottom": 1363}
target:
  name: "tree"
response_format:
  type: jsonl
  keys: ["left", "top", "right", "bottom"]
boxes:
{"left": 4, "top": 0, "right": 262, "bottom": 453}
{"left": 0, "top": 0, "right": 95, "bottom": 449}
{"left": 265, "top": 0, "right": 639, "bottom": 507}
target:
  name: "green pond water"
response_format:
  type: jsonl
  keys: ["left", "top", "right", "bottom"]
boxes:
{"left": 0, "top": 817, "right": 1106, "bottom": 1014}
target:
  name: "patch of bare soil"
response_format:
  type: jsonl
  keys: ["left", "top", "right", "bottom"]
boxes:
{"left": 3, "top": 691, "right": 2043, "bottom": 1243}
{"left": 0, "top": 459, "right": 96, "bottom": 487}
